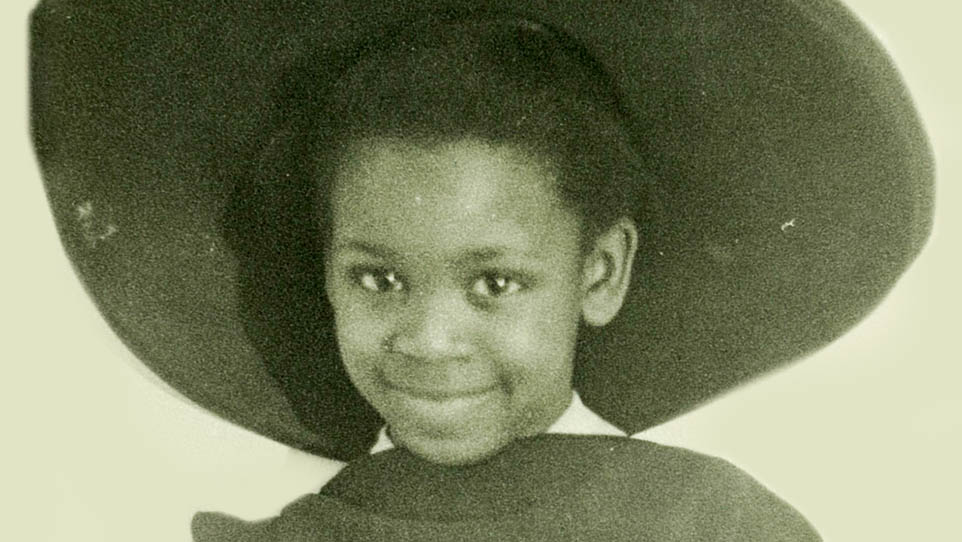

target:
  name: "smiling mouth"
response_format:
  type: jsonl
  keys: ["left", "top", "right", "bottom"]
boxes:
{"left": 379, "top": 373, "right": 498, "bottom": 401}
{"left": 387, "top": 382, "right": 497, "bottom": 401}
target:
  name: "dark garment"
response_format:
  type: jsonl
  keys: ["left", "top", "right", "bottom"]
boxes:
{"left": 193, "top": 435, "right": 820, "bottom": 541}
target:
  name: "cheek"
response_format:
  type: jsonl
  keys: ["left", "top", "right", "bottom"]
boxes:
{"left": 490, "top": 296, "right": 580, "bottom": 400}
{"left": 330, "top": 298, "right": 390, "bottom": 388}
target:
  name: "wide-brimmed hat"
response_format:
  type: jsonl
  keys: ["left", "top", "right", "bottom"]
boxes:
{"left": 31, "top": 0, "right": 933, "bottom": 462}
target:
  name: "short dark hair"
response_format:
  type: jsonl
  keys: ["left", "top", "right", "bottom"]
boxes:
{"left": 313, "top": 13, "right": 649, "bottom": 244}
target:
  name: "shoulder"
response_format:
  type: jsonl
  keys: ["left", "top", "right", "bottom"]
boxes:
{"left": 599, "top": 437, "right": 822, "bottom": 541}
{"left": 191, "top": 512, "right": 275, "bottom": 542}
{"left": 191, "top": 496, "right": 337, "bottom": 542}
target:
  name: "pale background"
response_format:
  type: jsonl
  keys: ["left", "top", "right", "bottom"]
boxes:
{"left": 3, "top": 1, "right": 959, "bottom": 540}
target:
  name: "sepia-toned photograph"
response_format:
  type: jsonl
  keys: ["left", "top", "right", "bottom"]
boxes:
{"left": 5, "top": 1, "right": 959, "bottom": 540}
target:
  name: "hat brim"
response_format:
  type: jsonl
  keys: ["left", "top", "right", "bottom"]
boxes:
{"left": 31, "top": 0, "right": 933, "bottom": 460}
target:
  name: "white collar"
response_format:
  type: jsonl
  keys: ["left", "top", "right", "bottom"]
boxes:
{"left": 369, "top": 391, "right": 624, "bottom": 454}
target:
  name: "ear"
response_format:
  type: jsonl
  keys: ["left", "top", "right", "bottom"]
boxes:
{"left": 581, "top": 217, "right": 639, "bottom": 327}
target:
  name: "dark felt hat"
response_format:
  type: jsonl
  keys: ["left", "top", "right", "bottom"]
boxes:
{"left": 31, "top": 0, "right": 933, "bottom": 461}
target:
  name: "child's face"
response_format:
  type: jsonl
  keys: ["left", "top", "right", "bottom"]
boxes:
{"left": 325, "top": 139, "right": 588, "bottom": 465}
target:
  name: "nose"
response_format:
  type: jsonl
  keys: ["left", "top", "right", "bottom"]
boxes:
{"left": 390, "top": 288, "right": 472, "bottom": 361}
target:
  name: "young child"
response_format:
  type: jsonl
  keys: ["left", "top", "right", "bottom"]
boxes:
{"left": 267, "top": 14, "right": 652, "bottom": 469}
{"left": 190, "top": 11, "right": 920, "bottom": 540}
{"left": 30, "top": 1, "right": 933, "bottom": 541}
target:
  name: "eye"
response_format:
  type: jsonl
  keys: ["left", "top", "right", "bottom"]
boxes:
{"left": 354, "top": 268, "right": 405, "bottom": 293}
{"left": 470, "top": 273, "right": 524, "bottom": 298}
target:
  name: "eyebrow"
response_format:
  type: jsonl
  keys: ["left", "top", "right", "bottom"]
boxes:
{"left": 331, "top": 240, "right": 532, "bottom": 265}
{"left": 454, "top": 247, "right": 512, "bottom": 266}
{"left": 331, "top": 240, "right": 401, "bottom": 259}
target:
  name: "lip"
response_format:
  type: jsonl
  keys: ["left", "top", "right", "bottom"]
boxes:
{"left": 378, "top": 371, "right": 499, "bottom": 401}
{"left": 386, "top": 382, "right": 498, "bottom": 401}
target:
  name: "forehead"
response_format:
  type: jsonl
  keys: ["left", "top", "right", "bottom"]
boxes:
{"left": 328, "top": 139, "right": 580, "bottom": 260}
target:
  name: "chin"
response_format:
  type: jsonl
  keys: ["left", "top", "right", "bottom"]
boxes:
{"left": 396, "top": 430, "right": 513, "bottom": 466}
